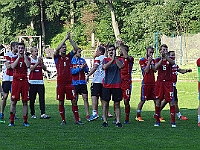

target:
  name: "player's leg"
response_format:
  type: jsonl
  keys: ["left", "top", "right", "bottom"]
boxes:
{"left": 57, "top": 85, "right": 66, "bottom": 124}
{"left": 9, "top": 100, "right": 17, "bottom": 126}
{"left": 89, "top": 83, "right": 101, "bottom": 121}
{"left": 29, "top": 84, "right": 37, "bottom": 118}
{"left": 101, "top": 87, "right": 110, "bottom": 127}
{"left": 154, "top": 81, "right": 162, "bottom": 126}
{"left": 66, "top": 85, "right": 83, "bottom": 125}
{"left": 136, "top": 100, "right": 145, "bottom": 121}
{"left": 112, "top": 88, "right": 122, "bottom": 127}
{"left": 0, "top": 81, "right": 11, "bottom": 119}
{"left": 9, "top": 80, "right": 20, "bottom": 126}
{"left": 165, "top": 82, "right": 176, "bottom": 127}
{"left": 80, "top": 84, "right": 90, "bottom": 121}
{"left": 173, "top": 86, "right": 188, "bottom": 120}
{"left": 0, "top": 93, "right": 9, "bottom": 119}
{"left": 169, "top": 101, "right": 176, "bottom": 127}
{"left": 122, "top": 81, "right": 131, "bottom": 124}
{"left": 38, "top": 84, "right": 50, "bottom": 119}
{"left": 22, "top": 100, "right": 29, "bottom": 126}
{"left": 21, "top": 80, "right": 30, "bottom": 126}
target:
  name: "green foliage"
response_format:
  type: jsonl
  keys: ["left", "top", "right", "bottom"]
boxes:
{"left": 0, "top": 0, "right": 200, "bottom": 57}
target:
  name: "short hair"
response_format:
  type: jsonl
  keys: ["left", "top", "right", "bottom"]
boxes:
{"left": 10, "top": 42, "right": 18, "bottom": 50}
{"left": 159, "top": 44, "right": 168, "bottom": 51}
{"left": 146, "top": 46, "right": 154, "bottom": 51}
{"left": 108, "top": 44, "right": 115, "bottom": 50}
{"left": 98, "top": 46, "right": 105, "bottom": 54}
{"left": 168, "top": 51, "right": 175, "bottom": 55}
{"left": 18, "top": 42, "right": 25, "bottom": 47}
{"left": 123, "top": 45, "right": 129, "bottom": 52}
{"left": 30, "top": 47, "right": 37, "bottom": 53}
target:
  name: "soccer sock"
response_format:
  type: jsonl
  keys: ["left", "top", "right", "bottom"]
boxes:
{"left": 170, "top": 105, "right": 175, "bottom": 123}
{"left": 72, "top": 105, "right": 79, "bottom": 122}
{"left": 59, "top": 105, "right": 65, "bottom": 121}
{"left": 10, "top": 112, "right": 15, "bottom": 124}
{"left": 176, "top": 112, "right": 182, "bottom": 118}
{"left": 155, "top": 106, "right": 160, "bottom": 122}
{"left": 136, "top": 110, "right": 142, "bottom": 117}
{"left": 125, "top": 105, "right": 130, "bottom": 121}
{"left": 198, "top": 115, "right": 200, "bottom": 123}
{"left": 92, "top": 110, "right": 97, "bottom": 116}
{"left": 23, "top": 115, "right": 28, "bottom": 123}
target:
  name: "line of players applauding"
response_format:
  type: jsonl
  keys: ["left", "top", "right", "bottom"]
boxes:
{"left": 0, "top": 32, "right": 192, "bottom": 128}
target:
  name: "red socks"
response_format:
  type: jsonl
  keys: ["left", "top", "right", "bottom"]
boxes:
{"left": 125, "top": 105, "right": 130, "bottom": 121}
{"left": 170, "top": 105, "right": 175, "bottom": 123}
{"left": 155, "top": 106, "right": 160, "bottom": 122}
{"left": 59, "top": 105, "right": 65, "bottom": 121}
{"left": 72, "top": 105, "right": 79, "bottom": 122}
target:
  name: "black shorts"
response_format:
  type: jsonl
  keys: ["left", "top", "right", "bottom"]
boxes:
{"left": 91, "top": 83, "right": 102, "bottom": 97}
{"left": 102, "top": 87, "right": 122, "bottom": 102}
{"left": 74, "top": 84, "right": 88, "bottom": 95}
{"left": 2, "top": 81, "right": 12, "bottom": 93}
{"left": 173, "top": 86, "right": 178, "bottom": 101}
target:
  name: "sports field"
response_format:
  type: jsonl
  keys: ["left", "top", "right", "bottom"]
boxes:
{"left": 0, "top": 80, "right": 199, "bottom": 150}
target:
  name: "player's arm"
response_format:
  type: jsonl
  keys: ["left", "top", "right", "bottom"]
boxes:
{"left": 115, "top": 58, "right": 124, "bottom": 69}
{"left": 87, "top": 63, "right": 98, "bottom": 77}
{"left": 71, "top": 65, "right": 81, "bottom": 75}
{"left": 154, "top": 58, "right": 162, "bottom": 70}
{"left": 68, "top": 33, "right": 79, "bottom": 54}
{"left": 11, "top": 56, "right": 20, "bottom": 69}
{"left": 144, "top": 57, "right": 152, "bottom": 73}
{"left": 55, "top": 32, "right": 70, "bottom": 55}
{"left": 83, "top": 62, "right": 89, "bottom": 73}
{"left": 24, "top": 55, "right": 30, "bottom": 68}
{"left": 164, "top": 54, "right": 175, "bottom": 65}
{"left": 102, "top": 58, "right": 114, "bottom": 70}
{"left": 30, "top": 62, "right": 40, "bottom": 71}
{"left": 178, "top": 68, "right": 192, "bottom": 74}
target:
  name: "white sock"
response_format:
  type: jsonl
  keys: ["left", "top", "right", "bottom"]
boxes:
{"left": 92, "top": 110, "right": 97, "bottom": 116}
{"left": 137, "top": 110, "right": 142, "bottom": 113}
{"left": 176, "top": 112, "right": 181, "bottom": 118}
{"left": 198, "top": 115, "right": 200, "bottom": 123}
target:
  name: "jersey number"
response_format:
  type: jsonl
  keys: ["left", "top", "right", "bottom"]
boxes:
{"left": 162, "top": 65, "right": 166, "bottom": 70}
{"left": 19, "top": 62, "right": 23, "bottom": 67}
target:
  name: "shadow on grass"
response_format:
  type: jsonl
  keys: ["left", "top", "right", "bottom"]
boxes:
{"left": 0, "top": 104, "right": 200, "bottom": 150}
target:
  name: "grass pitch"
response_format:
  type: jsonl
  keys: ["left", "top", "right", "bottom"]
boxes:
{"left": 0, "top": 80, "right": 199, "bottom": 150}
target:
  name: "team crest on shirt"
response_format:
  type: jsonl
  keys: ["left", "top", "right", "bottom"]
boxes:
{"left": 65, "top": 57, "right": 69, "bottom": 60}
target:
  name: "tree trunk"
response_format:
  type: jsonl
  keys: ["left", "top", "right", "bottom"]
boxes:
{"left": 70, "top": 0, "right": 74, "bottom": 26}
{"left": 108, "top": 0, "right": 120, "bottom": 40}
{"left": 40, "top": 0, "right": 45, "bottom": 49}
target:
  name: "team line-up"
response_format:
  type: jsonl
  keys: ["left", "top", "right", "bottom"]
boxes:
{"left": 0, "top": 32, "right": 199, "bottom": 128}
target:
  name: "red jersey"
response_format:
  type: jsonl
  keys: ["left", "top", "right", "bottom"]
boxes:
{"left": 155, "top": 57, "right": 172, "bottom": 82}
{"left": 29, "top": 57, "right": 44, "bottom": 84}
{"left": 54, "top": 51, "right": 74, "bottom": 85}
{"left": 120, "top": 56, "right": 134, "bottom": 80}
{"left": 11, "top": 56, "right": 30, "bottom": 80}
{"left": 139, "top": 57, "right": 155, "bottom": 85}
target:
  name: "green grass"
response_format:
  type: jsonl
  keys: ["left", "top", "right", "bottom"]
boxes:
{"left": 0, "top": 80, "right": 199, "bottom": 150}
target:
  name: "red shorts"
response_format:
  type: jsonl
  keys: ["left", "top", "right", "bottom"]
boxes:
{"left": 56, "top": 84, "right": 76, "bottom": 101}
{"left": 155, "top": 81, "right": 173, "bottom": 102}
{"left": 141, "top": 84, "right": 155, "bottom": 101}
{"left": 121, "top": 79, "right": 132, "bottom": 101}
{"left": 11, "top": 79, "right": 29, "bottom": 101}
